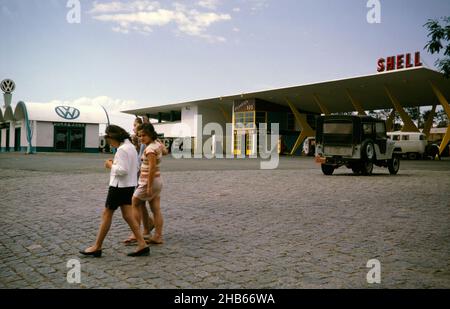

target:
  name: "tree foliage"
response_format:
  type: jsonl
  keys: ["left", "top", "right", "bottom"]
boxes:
{"left": 424, "top": 17, "right": 450, "bottom": 78}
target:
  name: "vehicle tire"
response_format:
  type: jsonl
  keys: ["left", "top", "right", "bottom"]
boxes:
{"left": 426, "top": 144, "right": 439, "bottom": 160}
{"left": 407, "top": 152, "right": 418, "bottom": 160}
{"left": 360, "top": 161, "right": 373, "bottom": 176}
{"left": 321, "top": 164, "right": 334, "bottom": 175}
{"left": 362, "top": 140, "right": 375, "bottom": 161}
{"left": 388, "top": 156, "right": 400, "bottom": 175}
{"left": 351, "top": 164, "right": 362, "bottom": 175}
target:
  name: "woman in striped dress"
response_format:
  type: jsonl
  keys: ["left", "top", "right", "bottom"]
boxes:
{"left": 132, "top": 123, "right": 167, "bottom": 245}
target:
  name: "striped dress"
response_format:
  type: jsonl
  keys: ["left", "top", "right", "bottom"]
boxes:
{"left": 138, "top": 141, "right": 163, "bottom": 186}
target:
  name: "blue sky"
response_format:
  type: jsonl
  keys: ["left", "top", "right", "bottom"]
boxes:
{"left": 1, "top": 0, "right": 449, "bottom": 131}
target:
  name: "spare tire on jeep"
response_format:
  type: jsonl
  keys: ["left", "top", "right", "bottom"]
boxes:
{"left": 361, "top": 140, "right": 375, "bottom": 161}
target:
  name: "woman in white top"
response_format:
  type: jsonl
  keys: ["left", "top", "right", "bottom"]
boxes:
{"left": 80, "top": 125, "right": 149, "bottom": 257}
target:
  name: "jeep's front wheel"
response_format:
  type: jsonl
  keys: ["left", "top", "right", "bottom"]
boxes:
{"left": 388, "top": 156, "right": 400, "bottom": 175}
{"left": 321, "top": 164, "right": 335, "bottom": 175}
{"left": 360, "top": 161, "right": 373, "bottom": 175}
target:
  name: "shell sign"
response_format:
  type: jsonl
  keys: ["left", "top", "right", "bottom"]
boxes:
{"left": 377, "top": 52, "right": 423, "bottom": 73}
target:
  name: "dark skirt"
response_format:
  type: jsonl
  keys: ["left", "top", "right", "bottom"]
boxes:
{"left": 105, "top": 186, "right": 135, "bottom": 210}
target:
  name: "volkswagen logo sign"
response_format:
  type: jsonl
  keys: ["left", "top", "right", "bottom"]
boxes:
{"left": 55, "top": 106, "right": 80, "bottom": 120}
{"left": 1, "top": 79, "right": 16, "bottom": 93}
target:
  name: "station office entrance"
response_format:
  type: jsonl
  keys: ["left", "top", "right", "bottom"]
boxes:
{"left": 232, "top": 98, "right": 306, "bottom": 156}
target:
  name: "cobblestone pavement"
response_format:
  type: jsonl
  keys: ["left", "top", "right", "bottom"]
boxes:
{"left": 0, "top": 153, "right": 449, "bottom": 288}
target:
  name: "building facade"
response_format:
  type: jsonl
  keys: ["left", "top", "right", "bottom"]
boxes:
{"left": 0, "top": 102, "right": 109, "bottom": 153}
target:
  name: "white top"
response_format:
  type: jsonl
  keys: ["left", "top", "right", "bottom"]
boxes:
{"left": 109, "top": 139, "right": 139, "bottom": 188}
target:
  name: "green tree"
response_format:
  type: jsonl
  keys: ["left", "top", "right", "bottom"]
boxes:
{"left": 424, "top": 17, "right": 450, "bottom": 78}
{"left": 405, "top": 107, "right": 422, "bottom": 128}
{"left": 422, "top": 109, "right": 434, "bottom": 128}
{"left": 436, "top": 109, "right": 449, "bottom": 127}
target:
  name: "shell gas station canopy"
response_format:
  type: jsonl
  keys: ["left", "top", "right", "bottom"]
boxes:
{"left": 123, "top": 66, "right": 450, "bottom": 116}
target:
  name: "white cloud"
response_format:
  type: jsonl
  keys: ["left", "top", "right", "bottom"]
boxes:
{"left": 232, "top": 7, "right": 241, "bottom": 12}
{"left": 112, "top": 26, "right": 129, "bottom": 34}
{"left": 247, "top": 0, "right": 269, "bottom": 12}
{"left": 90, "top": 1, "right": 161, "bottom": 14}
{"left": 90, "top": 1, "right": 231, "bottom": 42}
{"left": 197, "top": 0, "right": 220, "bottom": 10}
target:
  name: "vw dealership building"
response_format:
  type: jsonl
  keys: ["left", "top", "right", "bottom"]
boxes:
{"left": 0, "top": 101, "right": 109, "bottom": 153}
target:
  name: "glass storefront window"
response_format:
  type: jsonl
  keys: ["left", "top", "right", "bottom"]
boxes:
{"left": 54, "top": 126, "right": 85, "bottom": 152}
{"left": 55, "top": 127, "right": 68, "bottom": 151}
{"left": 70, "top": 128, "right": 83, "bottom": 151}
{"left": 234, "top": 111, "right": 255, "bottom": 129}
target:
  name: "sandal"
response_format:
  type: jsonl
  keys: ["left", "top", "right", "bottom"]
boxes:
{"left": 146, "top": 237, "right": 164, "bottom": 245}
{"left": 123, "top": 231, "right": 153, "bottom": 245}
{"left": 123, "top": 237, "right": 137, "bottom": 245}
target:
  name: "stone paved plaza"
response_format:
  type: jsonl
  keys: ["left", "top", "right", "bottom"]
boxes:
{"left": 0, "top": 152, "right": 449, "bottom": 288}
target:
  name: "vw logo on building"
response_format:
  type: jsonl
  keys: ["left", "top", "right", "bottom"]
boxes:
{"left": 1, "top": 79, "right": 16, "bottom": 93}
{"left": 55, "top": 106, "right": 80, "bottom": 120}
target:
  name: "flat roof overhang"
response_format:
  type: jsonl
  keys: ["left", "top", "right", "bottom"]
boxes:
{"left": 122, "top": 67, "right": 450, "bottom": 116}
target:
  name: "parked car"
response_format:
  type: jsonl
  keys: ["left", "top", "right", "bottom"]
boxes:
{"left": 386, "top": 131, "right": 427, "bottom": 160}
{"left": 315, "top": 115, "right": 400, "bottom": 176}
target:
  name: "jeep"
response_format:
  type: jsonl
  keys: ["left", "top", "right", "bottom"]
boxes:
{"left": 315, "top": 115, "right": 400, "bottom": 176}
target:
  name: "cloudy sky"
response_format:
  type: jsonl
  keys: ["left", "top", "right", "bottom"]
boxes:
{"left": 1, "top": 0, "right": 449, "bottom": 131}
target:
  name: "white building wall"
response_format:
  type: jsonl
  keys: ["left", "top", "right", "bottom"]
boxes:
{"left": 31, "top": 121, "right": 37, "bottom": 148}
{"left": 36, "top": 122, "right": 54, "bottom": 147}
{"left": 85, "top": 124, "right": 99, "bottom": 148}
{"left": 152, "top": 105, "right": 199, "bottom": 138}
{"left": 153, "top": 122, "right": 183, "bottom": 138}
{"left": 17, "top": 121, "right": 28, "bottom": 148}
{"left": 181, "top": 105, "right": 199, "bottom": 137}
{"left": 197, "top": 105, "right": 228, "bottom": 155}
{"left": 9, "top": 122, "right": 15, "bottom": 149}
{"left": 147, "top": 105, "right": 232, "bottom": 155}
